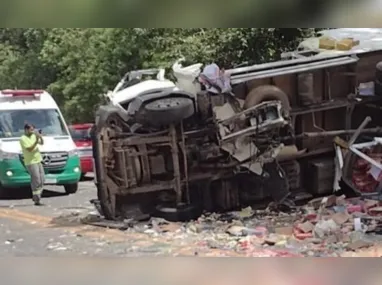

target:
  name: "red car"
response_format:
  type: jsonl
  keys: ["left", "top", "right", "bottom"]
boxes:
{"left": 69, "top": 124, "right": 94, "bottom": 177}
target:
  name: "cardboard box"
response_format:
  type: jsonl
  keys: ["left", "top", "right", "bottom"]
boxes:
{"left": 319, "top": 37, "right": 336, "bottom": 50}
{"left": 336, "top": 38, "right": 360, "bottom": 51}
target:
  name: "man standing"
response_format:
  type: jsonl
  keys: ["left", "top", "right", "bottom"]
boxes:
{"left": 20, "top": 124, "right": 45, "bottom": 206}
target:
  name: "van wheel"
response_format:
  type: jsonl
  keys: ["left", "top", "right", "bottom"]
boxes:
{"left": 244, "top": 85, "right": 291, "bottom": 116}
{"left": 64, "top": 183, "right": 78, "bottom": 194}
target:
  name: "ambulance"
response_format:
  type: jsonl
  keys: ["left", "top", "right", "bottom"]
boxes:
{"left": 0, "top": 90, "right": 81, "bottom": 194}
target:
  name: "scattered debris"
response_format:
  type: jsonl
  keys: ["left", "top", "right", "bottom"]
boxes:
{"left": 56, "top": 194, "right": 382, "bottom": 256}
{"left": 229, "top": 207, "right": 254, "bottom": 220}
{"left": 226, "top": 225, "right": 247, "bottom": 237}
{"left": 314, "top": 219, "right": 338, "bottom": 238}
{"left": 297, "top": 221, "right": 315, "bottom": 233}
{"left": 263, "top": 234, "right": 286, "bottom": 246}
{"left": 46, "top": 242, "right": 69, "bottom": 252}
{"left": 88, "top": 220, "right": 131, "bottom": 230}
{"left": 369, "top": 206, "right": 382, "bottom": 215}
{"left": 331, "top": 212, "right": 350, "bottom": 225}
{"left": 274, "top": 226, "right": 294, "bottom": 236}
{"left": 4, "top": 239, "right": 14, "bottom": 245}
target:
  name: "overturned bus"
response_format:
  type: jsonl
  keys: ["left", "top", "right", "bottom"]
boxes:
{"left": 92, "top": 29, "right": 382, "bottom": 221}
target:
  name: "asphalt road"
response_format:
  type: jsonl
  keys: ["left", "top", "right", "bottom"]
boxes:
{"left": 0, "top": 174, "right": 156, "bottom": 257}
{"left": 0, "top": 174, "right": 203, "bottom": 257}
{"left": 0, "top": 175, "right": 97, "bottom": 218}
{"left": 1, "top": 174, "right": 382, "bottom": 259}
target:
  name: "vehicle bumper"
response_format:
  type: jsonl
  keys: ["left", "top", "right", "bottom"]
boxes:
{"left": 0, "top": 156, "right": 81, "bottom": 188}
{"left": 80, "top": 157, "right": 93, "bottom": 173}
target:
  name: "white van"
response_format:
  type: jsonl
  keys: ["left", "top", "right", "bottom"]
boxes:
{"left": 0, "top": 90, "right": 81, "bottom": 194}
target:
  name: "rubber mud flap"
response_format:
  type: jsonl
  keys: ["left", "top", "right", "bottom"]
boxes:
{"left": 244, "top": 85, "right": 291, "bottom": 116}
{"left": 142, "top": 97, "right": 195, "bottom": 127}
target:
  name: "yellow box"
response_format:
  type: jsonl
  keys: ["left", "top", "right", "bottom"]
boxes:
{"left": 319, "top": 37, "right": 336, "bottom": 50}
{"left": 336, "top": 38, "right": 360, "bottom": 51}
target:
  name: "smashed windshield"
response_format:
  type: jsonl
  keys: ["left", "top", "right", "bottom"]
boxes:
{"left": 0, "top": 109, "right": 68, "bottom": 138}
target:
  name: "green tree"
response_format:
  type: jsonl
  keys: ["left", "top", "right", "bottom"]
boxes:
{"left": 0, "top": 28, "right": 318, "bottom": 123}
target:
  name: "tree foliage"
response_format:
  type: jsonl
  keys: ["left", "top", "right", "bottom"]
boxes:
{"left": 0, "top": 28, "right": 319, "bottom": 123}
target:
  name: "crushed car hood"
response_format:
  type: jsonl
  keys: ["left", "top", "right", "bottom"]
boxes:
{"left": 110, "top": 79, "right": 178, "bottom": 105}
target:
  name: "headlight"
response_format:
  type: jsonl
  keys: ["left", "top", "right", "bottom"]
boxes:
{"left": 68, "top": 149, "right": 78, "bottom": 157}
{"left": 0, "top": 151, "right": 19, "bottom": 160}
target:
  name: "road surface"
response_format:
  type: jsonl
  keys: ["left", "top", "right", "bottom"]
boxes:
{"left": 0, "top": 174, "right": 178, "bottom": 257}
{"left": 1, "top": 174, "right": 382, "bottom": 258}
{"left": 0, "top": 174, "right": 213, "bottom": 257}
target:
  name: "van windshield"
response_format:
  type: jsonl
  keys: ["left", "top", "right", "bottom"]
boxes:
{"left": 0, "top": 109, "right": 68, "bottom": 138}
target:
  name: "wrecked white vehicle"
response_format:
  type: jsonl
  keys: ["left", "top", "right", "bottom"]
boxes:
{"left": 92, "top": 29, "right": 382, "bottom": 221}
{"left": 92, "top": 62, "right": 294, "bottom": 220}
